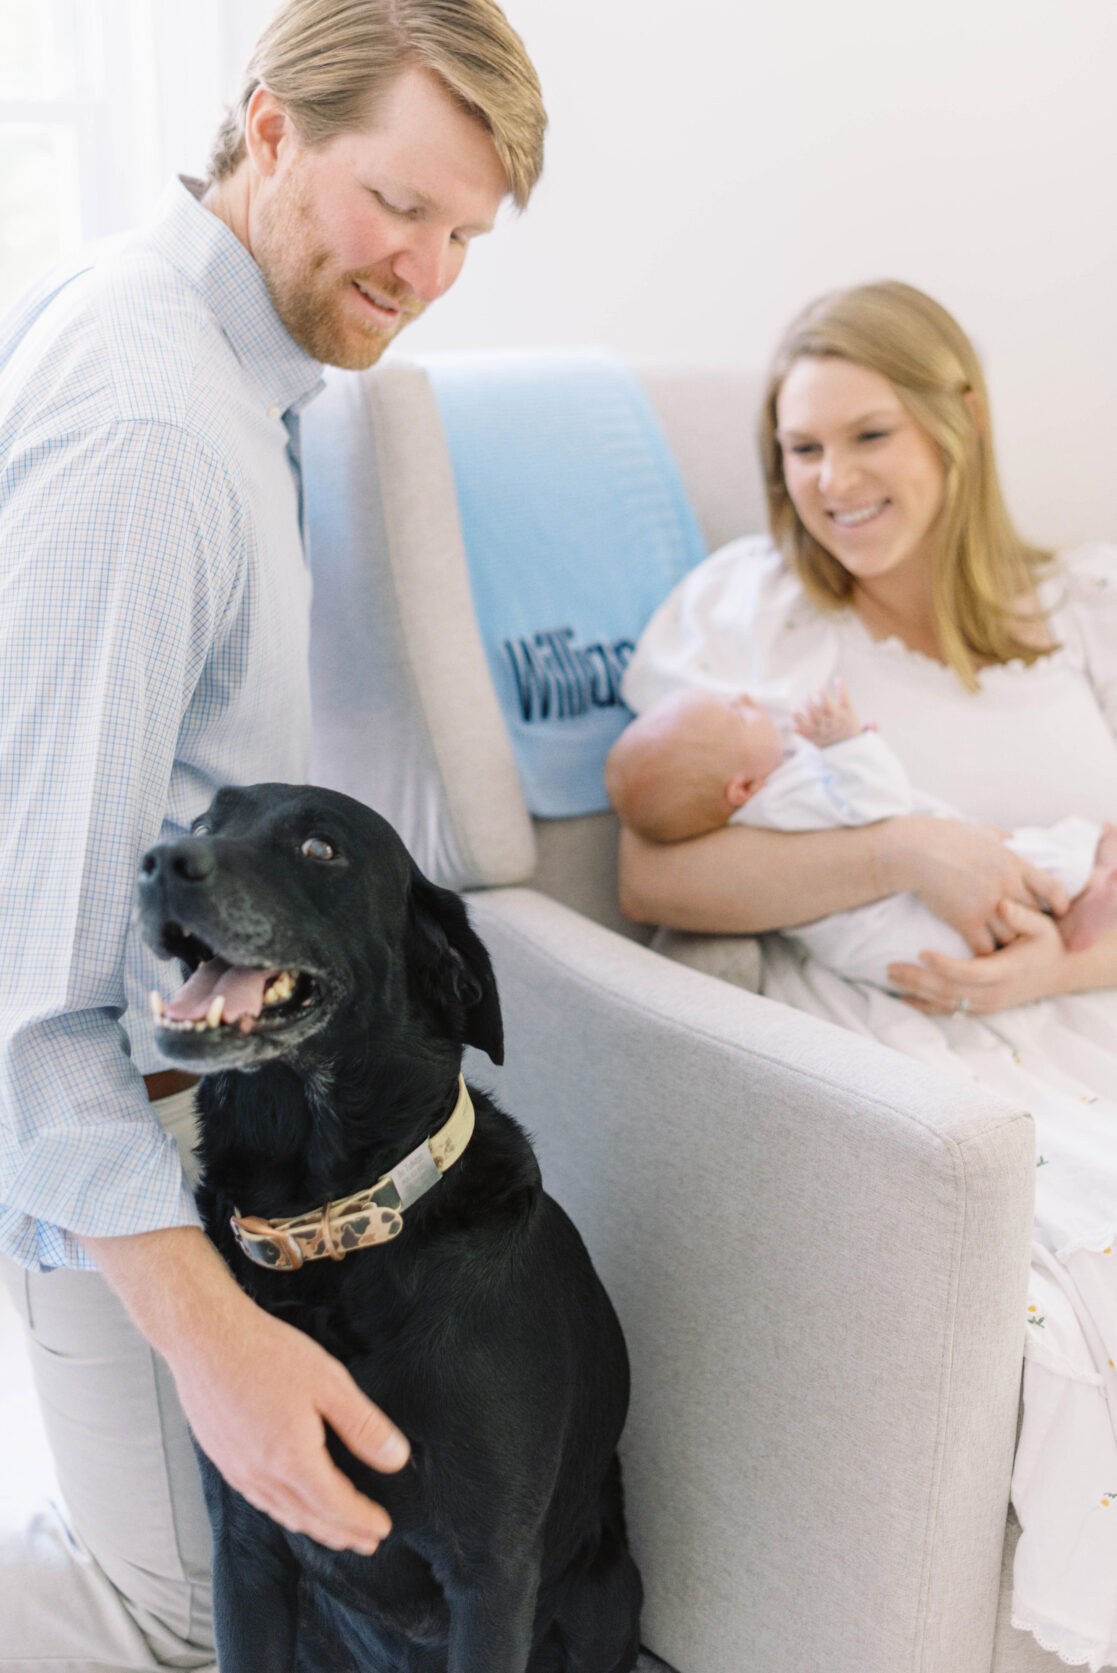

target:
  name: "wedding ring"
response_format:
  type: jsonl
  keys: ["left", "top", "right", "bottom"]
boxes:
{"left": 953, "top": 996, "right": 971, "bottom": 1016}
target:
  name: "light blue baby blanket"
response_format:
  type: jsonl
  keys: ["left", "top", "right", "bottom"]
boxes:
{"left": 423, "top": 349, "right": 707, "bottom": 816}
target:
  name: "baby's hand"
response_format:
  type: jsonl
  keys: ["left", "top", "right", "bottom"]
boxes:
{"left": 793, "top": 677, "right": 862, "bottom": 747}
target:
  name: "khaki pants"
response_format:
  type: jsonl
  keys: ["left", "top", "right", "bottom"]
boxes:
{"left": 0, "top": 1089, "right": 215, "bottom": 1672}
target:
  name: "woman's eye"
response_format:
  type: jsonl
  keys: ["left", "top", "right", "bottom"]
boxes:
{"left": 789, "top": 443, "right": 819, "bottom": 457}
{"left": 300, "top": 836, "right": 336, "bottom": 862}
{"left": 858, "top": 430, "right": 889, "bottom": 443}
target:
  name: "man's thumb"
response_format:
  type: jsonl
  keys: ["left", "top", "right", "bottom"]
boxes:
{"left": 326, "top": 1375, "right": 411, "bottom": 1474}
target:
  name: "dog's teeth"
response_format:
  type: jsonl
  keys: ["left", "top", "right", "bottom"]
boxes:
{"left": 205, "top": 994, "right": 225, "bottom": 1028}
{"left": 238, "top": 1015, "right": 256, "bottom": 1034}
{"left": 262, "top": 970, "right": 297, "bottom": 1007}
{"left": 149, "top": 991, "right": 164, "bottom": 1018}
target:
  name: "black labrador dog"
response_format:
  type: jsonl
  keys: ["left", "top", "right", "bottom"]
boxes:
{"left": 136, "top": 783, "right": 642, "bottom": 1673}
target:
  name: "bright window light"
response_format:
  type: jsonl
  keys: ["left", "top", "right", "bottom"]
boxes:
{"left": 0, "top": 0, "right": 165, "bottom": 315}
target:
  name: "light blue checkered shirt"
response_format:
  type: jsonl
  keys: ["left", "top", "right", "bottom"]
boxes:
{"left": 0, "top": 177, "right": 325, "bottom": 1270}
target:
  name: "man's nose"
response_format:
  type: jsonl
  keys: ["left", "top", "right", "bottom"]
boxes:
{"left": 390, "top": 228, "right": 460, "bottom": 304}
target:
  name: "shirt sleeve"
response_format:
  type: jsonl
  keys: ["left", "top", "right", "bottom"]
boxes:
{"left": 0, "top": 419, "right": 243, "bottom": 1270}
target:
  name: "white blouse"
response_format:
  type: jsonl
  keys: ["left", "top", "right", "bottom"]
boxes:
{"left": 622, "top": 534, "right": 1117, "bottom": 829}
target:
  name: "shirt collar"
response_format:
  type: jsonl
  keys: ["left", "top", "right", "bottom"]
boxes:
{"left": 146, "top": 176, "right": 326, "bottom": 419}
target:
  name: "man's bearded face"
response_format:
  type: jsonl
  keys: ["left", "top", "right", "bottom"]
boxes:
{"left": 253, "top": 156, "right": 424, "bottom": 370}
{"left": 248, "top": 69, "right": 507, "bottom": 371}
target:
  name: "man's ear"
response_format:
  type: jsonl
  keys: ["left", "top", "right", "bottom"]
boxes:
{"left": 408, "top": 873, "right": 504, "bottom": 1064}
{"left": 243, "top": 85, "right": 294, "bottom": 179}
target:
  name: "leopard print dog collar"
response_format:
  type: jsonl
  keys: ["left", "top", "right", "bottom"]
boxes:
{"left": 229, "top": 1076, "right": 475, "bottom": 1272}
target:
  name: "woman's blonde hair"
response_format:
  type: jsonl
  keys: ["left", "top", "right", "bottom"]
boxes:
{"left": 206, "top": 0, "right": 546, "bottom": 209}
{"left": 759, "top": 280, "right": 1053, "bottom": 689}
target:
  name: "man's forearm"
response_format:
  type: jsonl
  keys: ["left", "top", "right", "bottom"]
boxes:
{"left": 80, "top": 1224, "right": 253, "bottom": 1358}
{"left": 82, "top": 1221, "right": 409, "bottom": 1550}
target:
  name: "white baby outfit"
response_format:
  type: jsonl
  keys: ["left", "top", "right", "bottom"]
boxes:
{"left": 624, "top": 534, "right": 1117, "bottom": 1671}
{"left": 737, "top": 728, "right": 1100, "bottom": 989}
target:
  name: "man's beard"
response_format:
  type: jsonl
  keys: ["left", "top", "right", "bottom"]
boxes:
{"left": 253, "top": 171, "right": 424, "bottom": 369}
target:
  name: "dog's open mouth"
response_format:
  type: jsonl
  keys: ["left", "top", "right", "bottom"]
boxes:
{"left": 151, "top": 923, "right": 319, "bottom": 1042}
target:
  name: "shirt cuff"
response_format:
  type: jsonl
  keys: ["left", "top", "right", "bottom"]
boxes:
{"left": 0, "top": 1119, "right": 203, "bottom": 1271}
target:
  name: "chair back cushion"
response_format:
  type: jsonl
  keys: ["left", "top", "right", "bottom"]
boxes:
{"left": 423, "top": 349, "right": 707, "bottom": 817}
{"left": 304, "top": 362, "right": 536, "bottom": 890}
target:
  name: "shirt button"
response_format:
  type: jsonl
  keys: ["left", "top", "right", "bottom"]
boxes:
{"left": 267, "top": 402, "right": 281, "bottom": 420}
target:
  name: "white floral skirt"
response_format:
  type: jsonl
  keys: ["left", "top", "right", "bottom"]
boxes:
{"left": 761, "top": 936, "right": 1117, "bottom": 1671}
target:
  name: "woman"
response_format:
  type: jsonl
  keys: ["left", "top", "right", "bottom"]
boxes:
{"left": 618, "top": 281, "right": 1117, "bottom": 1668}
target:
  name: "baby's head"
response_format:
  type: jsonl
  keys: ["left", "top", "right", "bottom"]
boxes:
{"left": 604, "top": 687, "right": 784, "bottom": 842}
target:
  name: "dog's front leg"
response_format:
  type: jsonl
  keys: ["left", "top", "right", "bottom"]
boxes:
{"left": 197, "top": 1449, "right": 300, "bottom": 1673}
{"left": 446, "top": 1563, "right": 541, "bottom": 1673}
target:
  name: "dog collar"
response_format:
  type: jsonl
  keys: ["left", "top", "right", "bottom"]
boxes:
{"left": 229, "top": 1075, "right": 475, "bottom": 1272}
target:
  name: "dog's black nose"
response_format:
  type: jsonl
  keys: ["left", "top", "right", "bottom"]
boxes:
{"left": 140, "top": 839, "right": 216, "bottom": 885}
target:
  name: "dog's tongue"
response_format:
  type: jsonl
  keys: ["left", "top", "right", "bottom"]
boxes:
{"left": 163, "top": 957, "right": 271, "bottom": 1023}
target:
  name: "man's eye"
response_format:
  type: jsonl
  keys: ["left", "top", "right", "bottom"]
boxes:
{"left": 373, "top": 191, "right": 420, "bottom": 220}
{"left": 300, "top": 836, "right": 336, "bottom": 862}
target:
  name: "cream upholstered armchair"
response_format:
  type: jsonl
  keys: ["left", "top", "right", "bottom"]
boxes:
{"left": 302, "top": 357, "right": 1051, "bottom": 1673}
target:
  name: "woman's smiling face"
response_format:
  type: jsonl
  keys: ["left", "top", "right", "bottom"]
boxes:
{"left": 775, "top": 356, "right": 946, "bottom": 587}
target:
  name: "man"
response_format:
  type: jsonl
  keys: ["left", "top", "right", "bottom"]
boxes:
{"left": 0, "top": 2, "right": 544, "bottom": 1665}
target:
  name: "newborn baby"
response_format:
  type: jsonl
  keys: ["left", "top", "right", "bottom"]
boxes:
{"left": 605, "top": 679, "right": 1117, "bottom": 988}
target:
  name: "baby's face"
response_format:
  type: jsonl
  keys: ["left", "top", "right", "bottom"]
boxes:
{"left": 716, "top": 694, "right": 784, "bottom": 790}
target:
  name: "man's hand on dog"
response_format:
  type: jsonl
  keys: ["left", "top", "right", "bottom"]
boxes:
{"left": 82, "top": 1225, "right": 411, "bottom": 1552}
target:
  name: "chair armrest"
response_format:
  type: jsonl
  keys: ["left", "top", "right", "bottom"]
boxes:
{"left": 465, "top": 887, "right": 1035, "bottom": 1673}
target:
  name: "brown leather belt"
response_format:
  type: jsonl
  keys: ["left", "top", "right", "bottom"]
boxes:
{"left": 143, "top": 1069, "right": 200, "bottom": 1102}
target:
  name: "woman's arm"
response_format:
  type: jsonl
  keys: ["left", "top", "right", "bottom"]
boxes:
{"left": 618, "top": 815, "right": 1069, "bottom": 954}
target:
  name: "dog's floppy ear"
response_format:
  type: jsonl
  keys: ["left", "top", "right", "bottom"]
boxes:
{"left": 408, "top": 873, "right": 504, "bottom": 1065}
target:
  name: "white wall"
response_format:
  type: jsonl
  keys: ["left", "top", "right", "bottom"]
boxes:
{"left": 213, "top": 1, "right": 1117, "bottom": 546}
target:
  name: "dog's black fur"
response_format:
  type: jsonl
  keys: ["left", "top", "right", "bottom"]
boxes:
{"left": 137, "top": 783, "right": 642, "bottom": 1673}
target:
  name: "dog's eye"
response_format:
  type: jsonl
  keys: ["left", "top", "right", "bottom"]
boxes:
{"left": 300, "top": 836, "right": 336, "bottom": 862}
{"left": 191, "top": 822, "right": 210, "bottom": 837}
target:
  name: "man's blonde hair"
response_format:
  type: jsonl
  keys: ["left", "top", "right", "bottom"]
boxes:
{"left": 207, "top": 0, "right": 545, "bottom": 208}
{"left": 759, "top": 281, "right": 1054, "bottom": 691}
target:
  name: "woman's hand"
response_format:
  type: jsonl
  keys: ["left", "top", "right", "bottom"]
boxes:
{"left": 881, "top": 816, "right": 1069, "bottom": 955}
{"left": 888, "top": 897, "right": 1073, "bottom": 1015}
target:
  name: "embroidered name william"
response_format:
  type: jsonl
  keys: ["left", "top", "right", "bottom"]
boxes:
{"left": 504, "top": 628, "right": 634, "bottom": 722}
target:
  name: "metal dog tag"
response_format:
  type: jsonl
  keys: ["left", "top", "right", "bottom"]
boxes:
{"left": 390, "top": 1140, "right": 443, "bottom": 1209}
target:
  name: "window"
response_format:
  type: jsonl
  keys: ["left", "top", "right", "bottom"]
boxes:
{"left": 0, "top": 0, "right": 242, "bottom": 316}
